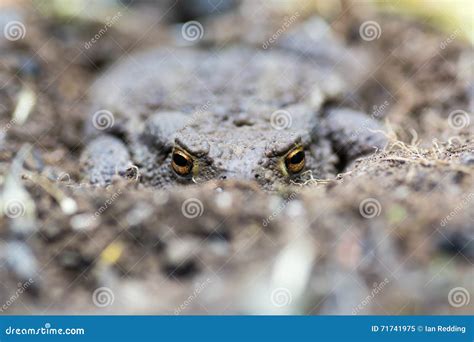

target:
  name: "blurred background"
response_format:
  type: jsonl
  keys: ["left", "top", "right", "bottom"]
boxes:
{"left": 0, "top": 0, "right": 472, "bottom": 315}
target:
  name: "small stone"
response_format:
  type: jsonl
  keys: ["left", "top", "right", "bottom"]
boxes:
{"left": 460, "top": 152, "right": 474, "bottom": 166}
{"left": 60, "top": 197, "right": 78, "bottom": 215}
{"left": 6, "top": 241, "right": 38, "bottom": 282}
{"left": 59, "top": 250, "right": 89, "bottom": 270}
{"left": 215, "top": 192, "right": 233, "bottom": 210}
{"left": 264, "top": 170, "right": 273, "bottom": 180}
{"left": 286, "top": 200, "right": 305, "bottom": 218}
{"left": 164, "top": 238, "right": 199, "bottom": 278}
{"left": 70, "top": 213, "right": 98, "bottom": 231}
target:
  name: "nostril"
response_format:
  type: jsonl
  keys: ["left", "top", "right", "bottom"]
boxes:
{"left": 220, "top": 175, "right": 227, "bottom": 180}
{"left": 254, "top": 174, "right": 260, "bottom": 179}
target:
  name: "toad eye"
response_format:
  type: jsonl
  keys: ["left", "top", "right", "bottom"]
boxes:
{"left": 285, "top": 147, "right": 305, "bottom": 174}
{"left": 171, "top": 149, "right": 194, "bottom": 176}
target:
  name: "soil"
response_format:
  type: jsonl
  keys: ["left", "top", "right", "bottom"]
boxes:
{"left": 0, "top": 1, "right": 472, "bottom": 315}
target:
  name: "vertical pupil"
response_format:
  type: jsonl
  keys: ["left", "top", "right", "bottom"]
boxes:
{"left": 290, "top": 151, "right": 304, "bottom": 164}
{"left": 173, "top": 153, "right": 189, "bottom": 167}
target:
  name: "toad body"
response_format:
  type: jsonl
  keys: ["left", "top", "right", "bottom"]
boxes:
{"left": 82, "top": 46, "right": 386, "bottom": 190}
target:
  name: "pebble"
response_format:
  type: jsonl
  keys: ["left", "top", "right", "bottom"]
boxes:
{"left": 215, "top": 191, "right": 233, "bottom": 211}
{"left": 6, "top": 241, "right": 38, "bottom": 282}
{"left": 164, "top": 238, "right": 199, "bottom": 277}
{"left": 70, "top": 213, "right": 98, "bottom": 231}
{"left": 459, "top": 152, "right": 474, "bottom": 166}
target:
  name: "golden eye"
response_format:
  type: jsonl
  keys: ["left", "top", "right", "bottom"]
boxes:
{"left": 285, "top": 147, "right": 305, "bottom": 174}
{"left": 171, "top": 149, "right": 194, "bottom": 176}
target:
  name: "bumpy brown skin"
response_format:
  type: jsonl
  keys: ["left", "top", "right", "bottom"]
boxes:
{"left": 81, "top": 47, "right": 386, "bottom": 190}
